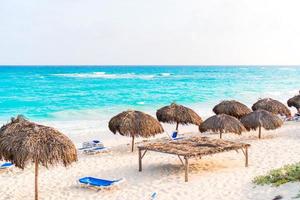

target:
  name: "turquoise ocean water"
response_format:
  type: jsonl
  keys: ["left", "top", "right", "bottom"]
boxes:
{"left": 0, "top": 66, "right": 299, "bottom": 122}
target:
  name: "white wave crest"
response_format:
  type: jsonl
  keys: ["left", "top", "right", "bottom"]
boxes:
{"left": 278, "top": 67, "right": 296, "bottom": 71}
{"left": 54, "top": 72, "right": 155, "bottom": 79}
{"left": 159, "top": 73, "right": 172, "bottom": 76}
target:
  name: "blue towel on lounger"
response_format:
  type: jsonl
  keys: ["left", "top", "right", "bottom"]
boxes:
{"left": 172, "top": 131, "right": 178, "bottom": 139}
{"left": 172, "top": 131, "right": 183, "bottom": 140}
{"left": 0, "top": 162, "right": 13, "bottom": 169}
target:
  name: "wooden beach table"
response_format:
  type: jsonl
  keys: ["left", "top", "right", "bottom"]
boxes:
{"left": 138, "top": 136, "right": 250, "bottom": 182}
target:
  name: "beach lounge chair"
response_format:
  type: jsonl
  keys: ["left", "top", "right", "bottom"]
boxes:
{"left": 79, "top": 177, "right": 124, "bottom": 189}
{"left": 292, "top": 113, "right": 300, "bottom": 121}
{"left": 151, "top": 192, "right": 157, "bottom": 200}
{"left": 78, "top": 140, "right": 103, "bottom": 150}
{"left": 171, "top": 131, "right": 183, "bottom": 140}
{"left": 284, "top": 114, "right": 300, "bottom": 122}
{"left": 83, "top": 146, "right": 110, "bottom": 155}
{"left": 78, "top": 140, "right": 109, "bottom": 154}
{"left": 0, "top": 162, "right": 13, "bottom": 170}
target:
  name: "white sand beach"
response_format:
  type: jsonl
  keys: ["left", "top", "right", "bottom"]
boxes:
{"left": 2, "top": 0, "right": 300, "bottom": 199}
{"left": 0, "top": 121, "right": 300, "bottom": 200}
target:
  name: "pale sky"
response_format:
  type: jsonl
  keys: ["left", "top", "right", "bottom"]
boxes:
{"left": 0, "top": 0, "right": 300, "bottom": 65}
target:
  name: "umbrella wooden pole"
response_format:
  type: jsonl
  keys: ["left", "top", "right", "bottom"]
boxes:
{"left": 184, "top": 156, "right": 189, "bottom": 182}
{"left": 175, "top": 122, "right": 179, "bottom": 131}
{"left": 138, "top": 149, "right": 142, "bottom": 171}
{"left": 220, "top": 132, "right": 222, "bottom": 139}
{"left": 131, "top": 136, "right": 135, "bottom": 152}
{"left": 245, "top": 147, "right": 248, "bottom": 167}
{"left": 258, "top": 125, "right": 261, "bottom": 139}
{"left": 35, "top": 160, "right": 38, "bottom": 200}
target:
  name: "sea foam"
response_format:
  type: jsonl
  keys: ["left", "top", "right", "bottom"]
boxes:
{"left": 159, "top": 73, "right": 172, "bottom": 76}
{"left": 54, "top": 72, "right": 156, "bottom": 79}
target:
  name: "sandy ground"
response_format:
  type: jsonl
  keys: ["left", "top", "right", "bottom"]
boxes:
{"left": 1, "top": 122, "right": 300, "bottom": 200}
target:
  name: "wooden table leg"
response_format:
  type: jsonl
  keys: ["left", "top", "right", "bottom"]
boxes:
{"left": 184, "top": 157, "right": 189, "bottom": 182}
{"left": 139, "top": 149, "right": 142, "bottom": 171}
{"left": 245, "top": 147, "right": 248, "bottom": 167}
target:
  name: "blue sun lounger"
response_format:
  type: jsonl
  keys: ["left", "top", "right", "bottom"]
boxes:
{"left": 171, "top": 131, "right": 183, "bottom": 140}
{"left": 78, "top": 140, "right": 103, "bottom": 150}
{"left": 78, "top": 140, "right": 109, "bottom": 154}
{"left": 0, "top": 162, "right": 13, "bottom": 170}
{"left": 151, "top": 192, "right": 157, "bottom": 200}
{"left": 83, "top": 147, "right": 110, "bottom": 154}
{"left": 79, "top": 177, "right": 124, "bottom": 189}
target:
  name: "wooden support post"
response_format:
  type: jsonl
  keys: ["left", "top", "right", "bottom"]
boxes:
{"left": 35, "top": 160, "right": 39, "bottom": 200}
{"left": 245, "top": 147, "right": 248, "bottom": 167}
{"left": 138, "top": 149, "right": 142, "bottom": 171}
{"left": 258, "top": 125, "right": 261, "bottom": 139}
{"left": 176, "top": 122, "right": 179, "bottom": 131}
{"left": 131, "top": 136, "right": 135, "bottom": 152}
{"left": 177, "top": 155, "right": 184, "bottom": 166}
{"left": 141, "top": 150, "right": 147, "bottom": 159}
{"left": 184, "top": 157, "right": 189, "bottom": 182}
{"left": 220, "top": 132, "right": 222, "bottom": 139}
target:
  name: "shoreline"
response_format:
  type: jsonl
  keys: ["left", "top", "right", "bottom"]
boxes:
{"left": 1, "top": 100, "right": 298, "bottom": 146}
{"left": 0, "top": 101, "right": 298, "bottom": 148}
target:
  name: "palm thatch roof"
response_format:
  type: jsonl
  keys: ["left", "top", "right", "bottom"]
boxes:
{"left": 287, "top": 95, "right": 300, "bottom": 109}
{"left": 109, "top": 110, "right": 164, "bottom": 138}
{"left": 138, "top": 136, "right": 250, "bottom": 182}
{"left": 199, "top": 114, "right": 246, "bottom": 138}
{"left": 156, "top": 103, "right": 202, "bottom": 128}
{"left": 0, "top": 115, "right": 77, "bottom": 200}
{"left": 139, "top": 136, "right": 250, "bottom": 157}
{"left": 0, "top": 115, "right": 77, "bottom": 169}
{"left": 252, "top": 98, "right": 291, "bottom": 117}
{"left": 213, "top": 100, "right": 251, "bottom": 119}
{"left": 109, "top": 110, "right": 164, "bottom": 152}
{"left": 240, "top": 110, "right": 283, "bottom": 132}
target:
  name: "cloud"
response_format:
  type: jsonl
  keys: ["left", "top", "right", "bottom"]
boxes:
{"left": 0, "top": 0, "right": 300, "bottom": 65}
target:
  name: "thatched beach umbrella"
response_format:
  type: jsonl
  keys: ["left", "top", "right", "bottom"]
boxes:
{"left": 156, "top": 103, "right": 202, "bottom": 132}
{"left": 213, "top": 100, "right": 251, "bottom": 119}
{"left": 252, "top": 98, "right": 291, "bottom": 117}
{"left": 109, "top": 110, "right": 164, "bottom": 152}
{"left": 287, "top": 95, "right": 300, "bottom": 113}
{"left": 0, "top": 116, "right": 77, "bottom": 200}
{"left": 240, "top": 110, "right": 283, "bottom": 139}
{"left": 199, "top": 114, "right": 246, "bottom": 139}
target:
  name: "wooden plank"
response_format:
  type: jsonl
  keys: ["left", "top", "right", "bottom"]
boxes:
{"left": 137, "top": 148, "right": 188, "bottom": 157}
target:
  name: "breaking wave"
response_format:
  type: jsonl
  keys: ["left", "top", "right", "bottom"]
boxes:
{"left": 54, "top": 72, "right": 158, "bottom": 79}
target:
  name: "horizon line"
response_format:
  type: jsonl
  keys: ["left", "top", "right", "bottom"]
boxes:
{"left": 0, "top": 65, "right": 300, "bottom": 67}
